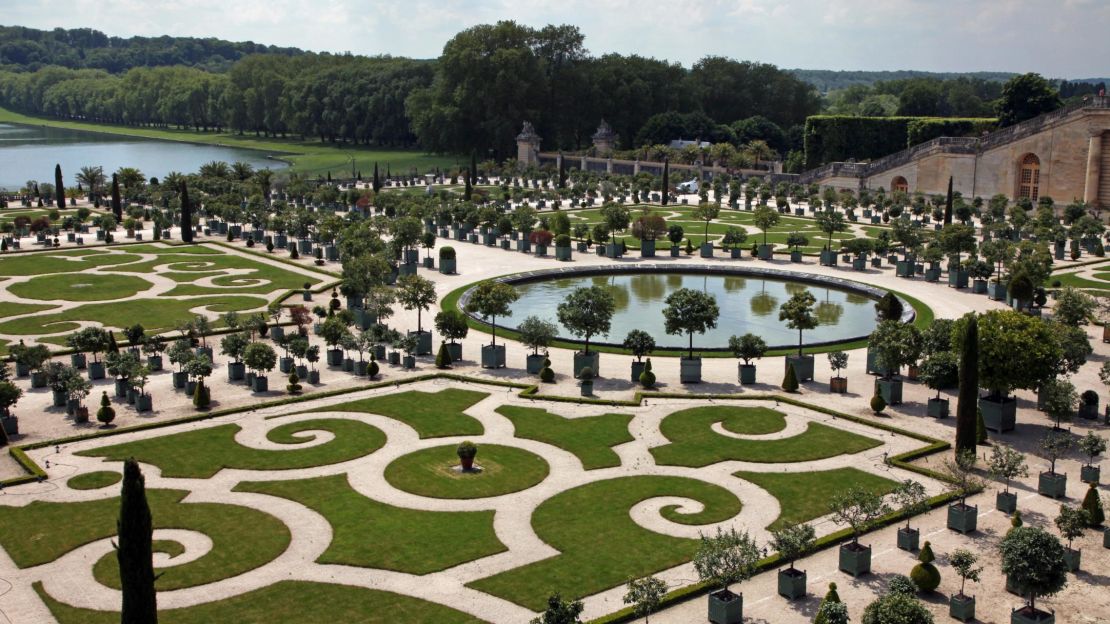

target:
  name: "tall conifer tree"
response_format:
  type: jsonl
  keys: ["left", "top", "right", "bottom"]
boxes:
{"left": 118, "top": 459, "right": 158, "bottom": 624}
{"left": 179, "top": 182, "right": 193, "bottom": 243}
{"left": 111, "top": 173, "right": 123, "bottom": 220}
{"left": 943, "top": 176, "right": 954, "bottom": 225}
{"left": 54, "top": 164, "right": 65, "bottom": 209}
{"left": 661, "top": 159, "right": 670, "bottom": 206}
{"left": 955, "top": 315, "right": 979, "bottom": 454}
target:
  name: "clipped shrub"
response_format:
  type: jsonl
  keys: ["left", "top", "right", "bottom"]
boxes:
{"left": 286, "top": 372, "right": 302, "bottom": 394}
{"left": 639, "top": 358, "right": 656, "bottom": 389}
{"left": 976, "top": 407, "right": 988, "bottom": 444}
{"left": 435, "top": 342, "right": 453, "bottom": 369}
{"left": 95, "top": 391, "right": 115, "bottom": 427}
{"left": 192, "top": 378, "right": 210, "bottom": 409}
{"left": 782, "top": 363, "right": 799, "bottom": 392}
{"left": 910, "top": 541, "right": 941, "bottom": 592}
{"left": 439, "top": 246, "right": 456, "bottom": 260}
{"left": 870, "top": 392, "right": 886, "bottom": 414}
{"left": 290, "top": 246, "right": 299, "bottom": 259}
{"left": 456, "top": 440, "right": 478, "bottom": 461}
{"left": 368, "top": 355, "right": 379, "bottom": 379}
{"left": 579, "top": 366, "right": 594, "bottom": 381}
{"left": 814, "top": 583, "right": 842, "bottom": 624}
{"left": 555, "top": 234, "right": 571, "bottom": 248}
{"left": 1081, "top": 482, "right": 1104, "bottom": 527}
{"left": 540, "top": 357, "right": 555, "bottom": 383}
{"left": 887, "top": 574, "right": 916, "bottom": 596}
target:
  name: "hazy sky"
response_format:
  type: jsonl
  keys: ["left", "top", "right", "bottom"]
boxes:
{"left": 5, "top": 0, "right": 1109, "bottom": 77}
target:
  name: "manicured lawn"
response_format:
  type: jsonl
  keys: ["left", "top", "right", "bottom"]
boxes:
{"left": 0, "top": 106, "right": 459, "bottom": 178}
{"left": 65, "top": 471, "right": 121, "bottom": 490}
{"left": 35, "top": 580, "right": 487, "bottom": 624}
{"left": 384, "top": 444, "right": 549, "bottom": 499}
{"left": 238, "top": 474, "right": 506, "bottom": 574}
{"left": 114, "top": 250, "right": 323, "bottom": 296}
{"left": 307, "top": 388, "right": 488, "bottom": 438}
{"left": 80, "top": 418, "right": 386, "bottom": 478}
{"left": 9, "top": 273, "right": 152, "bottom": 301}
{"left": 0, "top": 250, "right": 143, "bottom": 275}
{"left": 467, "top": 475, "right": 741, "bottom": 610}
{"left": 0, "top": 301, "right": 53, "bottom": 318}
{"left": 0, "top": 489, "right": 289, "bottom": 590}
{"left": 650, "top": 406, "right": 882, "bottom": 467}
{"left": 0, "top": 294, "right": 267, "bottom": 338}
{"left": 733, "top": 467, "right": 900, "bottom": 531}
{"left": 496, "top": 405, "right": 633, "bottom": 470}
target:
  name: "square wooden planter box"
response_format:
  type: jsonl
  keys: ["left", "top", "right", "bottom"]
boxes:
{"left": 875, "top": 378, "right": 904, "bottom": 405}
{"left": 1081, "top": 465, "right": 1100, "bottom": 484}
{"left": 1011, "top": 606, "right": 1055, "bottom": 624}
{"left": 927, "top": 397, "right": 949, "bottom": 418}
{"left": 897, "top": 527, "right": 919, "bottom": 551}
{"left": 1038, "top": 472, "right": 1067, "bottom": 499}
{"left": 981, "top": 396, "right": 1017, "bottom": 433}
{"left": 947, "top": 503, "right": 978, "bottom": 533}
{"left": 680, "top": 357, "right": 702, "bottom": 383}
{"left": 950, "top": 595, "right": 976, "bottom": 622}
{"left": 481, "top": 345, "right": 506, "bottom": 369}
{"left": 997, "top": 491, "right": 1018, "bottom": 514}
{"left": 838, "top": 542, "right": 871, "bottom": 576}
{"left": 777, "top": 568, "right": 806, "bottom": 600}
{"left": 707, "top": 590, "right": 743, "bottom": 624}
{"left": 525, "top": 354, "right": 546, "bottom": 374}
{"left": 1063, "top": 547, "right": 1081, "bottom": 572}
{"left": 785, "top": 355, "right": 814, "bottom": 382}
{"left": 573, "top": 352, "right": 599, "bottom": 378}
{"left": 829, "top": 376, "right": 847, "bottom": 393}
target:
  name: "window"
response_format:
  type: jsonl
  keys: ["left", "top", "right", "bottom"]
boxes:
{"left": 891, "top": 176, "right": 909, "bottom": 193}
{"left": 1018, "top": 154, "right": 1040, "bottom": 201}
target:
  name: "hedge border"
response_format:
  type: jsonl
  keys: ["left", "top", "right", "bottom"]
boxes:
{"left": 2, "top": 373, "right": 962, "bottom": 624}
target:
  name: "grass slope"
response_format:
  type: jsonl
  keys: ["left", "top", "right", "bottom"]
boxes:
{"left": 496, "top": 405, "right": 634, "bottom": 470}
{"left": 467, "top": 475, "right": 741, "bottom": 610}
{"left": 306, "top": 388, "right": 488, "bottom": 438}
{"left": 734, "top": 467, "right": 900, "bottom": 531}
{"left": 80, "top": 418, "right": 385, "bottom": 478}
{"left": 237, "top": 474, "right": 506, "bottom": 574}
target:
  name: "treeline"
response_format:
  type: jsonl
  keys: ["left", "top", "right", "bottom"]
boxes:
{"left": 0, "top": 55, "right": 433, "bottom": 145}
{"left": 790, "top": 69, "right": 1019, "bottom": 92}
{"left": 0, "top": 21, "right": 819, "bottom": 158}
{"left": 0, "top": 25, "right": 303, "bottom": 73}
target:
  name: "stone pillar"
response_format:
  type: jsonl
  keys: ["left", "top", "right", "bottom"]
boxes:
{"left": 1084, "top": 131, "right": 1102, "bottom": 205}
{"left": 515, "top": 122, "right": 542, "bottom": 167}
{"left": 634, "top": 159, "right": 640, "bottom": 175}
{"left": 606, "top": 157, "right": 613, "bottom": 174}
{"left": 580, "top": 156, "right": 587, "bottom": 171}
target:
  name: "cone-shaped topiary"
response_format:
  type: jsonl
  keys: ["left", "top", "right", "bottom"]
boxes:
{"left": 1082, "top": 482, "right": 1104, "bottom": 527}
{"left": 368, "top": 355, "right": 379, "bottom": 379}
{"left": 782, "top": 362, "right": 799, "bottom": 392}
{"left": 976, "top": 407, "right": 988, "bottom": 444}
{"left": 286, "top": 372, "right": 302, "bottom": 394}
{"left": 639, "top": 357, "right": 656, "bottom": 388}
{"left": 870, "top": 392, "right": 886, "bottom": 415}
{"left": 910, "top": 541, "right": 941, "bottom": 592}
{"left": 192, "top": 378, "right": 209, "bottom": 409}
{"left": 1009, "top": 510, "right": 1023, "bottom": 534}
{"left": 96, "top": 391, "right": 115, "bottom": 427}
{"left": 435, "top": 342, "right": 452, "bottom": 369}
{"left": 814, "top": 582, "right": 842, "bottom": 624}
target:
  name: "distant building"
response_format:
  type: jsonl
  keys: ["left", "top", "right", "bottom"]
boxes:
{"left": 668, "top": 138, "right": 711, "bottom": 150}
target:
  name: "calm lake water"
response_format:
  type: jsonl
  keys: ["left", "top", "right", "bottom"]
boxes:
{"left": 508, "top": 272, "right": 879, "bottom": 350}
{"left": 0, "top": 123, "right": 287, "bottom": 190}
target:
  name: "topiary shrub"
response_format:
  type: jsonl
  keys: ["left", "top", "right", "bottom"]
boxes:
{"left": 870, "top": 392, "right": 886, "bottom": 415}
{"left": 286, "top": 372, "right": 302, "bottom": 394}
{"left": 192, "top": 378, "right": 210, "bottom": 409}
{"left": 368, "top": 355, "right": 379, "bottom": 379}
{"left": 782, "top": 363, "right": 799, "bottom": 392}
{"left": 540, "top": 358, "right": 555, "bottom": 383}
{"left": 435, "top": 342, "right": 453, "bottom": 369}
{"left": 910, "top": 541, "right": 941, "bottom": 592}
{"left": 976, "top": 407, "right": 988, "bottom": 444}
{"left": 813, "top": 583, "right": 842, "bottom": 624}
{"left": 1082, "top": 482, "right": 1104, "bottom": 527}
{"left": 887, "top": 574, "right": 916, "bottom": 596}
{"left": 639, "top": 358, "right": 656, "bottom": 389}
{"left": 96, "top": 391, "right": 115, "bottom": 427}
{"left": 290, "top": 246, "right": 299, "bottom": 259}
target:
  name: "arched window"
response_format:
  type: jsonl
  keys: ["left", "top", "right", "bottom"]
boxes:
{"left": 891, "top": 176, "right": 909, "bottom": 193}
{"left": 1018, "top": 154, "right": 1040, "bottom": 201}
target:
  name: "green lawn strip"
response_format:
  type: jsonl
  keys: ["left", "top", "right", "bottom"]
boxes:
{"left": 650, "top": 405, "right": 881, "bottom": 468}
{"left": 467, "top": 475, "right": 742, "bottom": 610}
{"left": 0, "top": 250, "right": 142, "bottom": 275}
{"left": 0, "top": 489, "right": 289, "bottom": 590}
{"left": 65, "top": 470, "right": 121, "bottom": 490}
{"left": 78, "top": 418, "right": 386, "bottom": 479}
{"left": 120, "top": 244, "right": 222, "bottom": 255}
{"left": 34, "top": 580, "right": 487, "bottom": 624}
{"left": 0, "top": 294, "right": 267, "bottom": 337}
{"left": 1050, "top": 271, "right": 1110, "bottom": 290}
{"left": 384, "top": 444, "right": 549, "bottom": 499}
{"left": 495, "top": 405, "right": 633, "bottom": 470}
{"left": 441, "top": 281, "right": 931, "bottom": 359}
{"left": 110, "top": 247, "right": 323, "bottom": 295}
{"left": 0, "top": 106, "right": 458, "bottom": 177}
{"left": 9, "top": 273, "right": 152, "bottom": 301}
{"left": 303, "top": 388, "right": 487, "bottom": 438}
{"left": 237, "top": 474, "right": 506, "bottom": 574}
{"left": 0, "top": 301, "right": 55, "bottom": 318}
{"left": 733, "top": 467, "right": 900, "bottom": 531}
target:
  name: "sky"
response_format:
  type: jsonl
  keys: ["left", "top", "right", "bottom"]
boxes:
{"left": 3, "top": 0, "right": 1110, "bottom": 78}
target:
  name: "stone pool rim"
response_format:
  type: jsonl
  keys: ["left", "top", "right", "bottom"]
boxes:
{"left": 457, "top": 264, "right": 916, "bottom": 353}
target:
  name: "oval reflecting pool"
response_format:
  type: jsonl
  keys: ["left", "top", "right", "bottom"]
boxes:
{"left": 506, "top": 272, "right": 879, "bottom": 350}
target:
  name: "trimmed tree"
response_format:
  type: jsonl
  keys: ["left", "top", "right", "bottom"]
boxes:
{"left": 556, "top": 285, "right": 616, "bottom": 356}
{"left": 465, "top": 281, "right": 519, "bottom": 348}
{"left": 662, "top": 288, "right": 720, "bottom": 359}
{"left": 622, "top": 576, "right": 666, "bottom": 624}
{"left": 117, "top": 459, "right": 158, "bottom": 624}
{"left": 1000, "top": 526, "right": 1069, "bottom": 614}
{"left": 779, "top": 291, "right": 818, "bottom": 356}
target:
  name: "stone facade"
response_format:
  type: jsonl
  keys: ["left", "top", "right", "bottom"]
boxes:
{"left": 806, "top": 96, "right": 1110, "bottom": 209}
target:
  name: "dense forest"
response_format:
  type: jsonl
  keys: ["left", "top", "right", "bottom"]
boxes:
{"left": 0, "top": 25, "right": 302, "bottom": 73}
{"left": 0, "top": 23, "right": 1101, "bottom": 169}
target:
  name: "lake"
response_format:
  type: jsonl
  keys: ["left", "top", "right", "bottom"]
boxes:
{"left": 0, "top": 123, "right": 288, "bottom": 191}
{"left": 507, "top": 272, "right": 879, "bottom": 350}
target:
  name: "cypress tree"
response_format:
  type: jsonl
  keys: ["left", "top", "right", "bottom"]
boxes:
{"left": 558, "top": 155, "right": 566, "bottom": 189}
{"left": 464, "top": 169, "right": 473, "bottom": 201}
{"left": 111, "top": 173, "right": 123, "bottom": 220}
{"left": 117, "top": 458, "right": 158, "bottom": 624}
{"left": 955, "top": 315, "right": 979, "bottom": 454}
{"left": 976, "top": 407, "right": 988, "bottom": 444}
{"left": 469, "top": 151, "right": 477, "bottom": 186}
{"left": 782, "top": 363, "right": 799, "bottom": 392}
{"left": 179, "top": 182, "right": 193, "bottom": 243}
{"left": 372, "top": 162, "right": 381, "bottom": 193}
{"left": 943, "top": 176, "right": 953, "bottom": 225}
{"left": 661, "top": 159, "right": 670, "bottom": 206}
{"left": 54, "top": 164, "right": 65, "bottom": 209}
